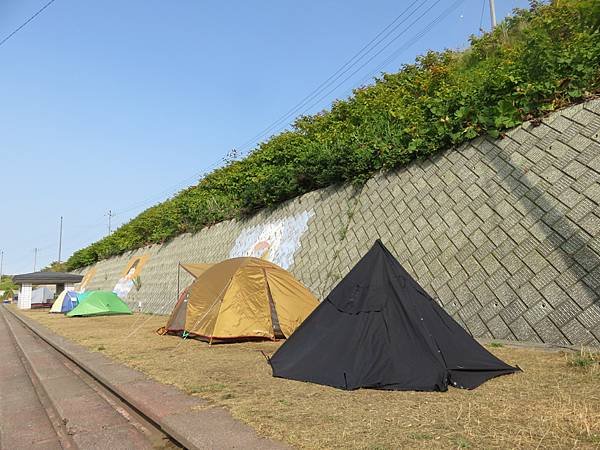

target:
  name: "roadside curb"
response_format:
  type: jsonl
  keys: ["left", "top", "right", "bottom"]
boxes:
{"left": 6, "top": 307, "right": 289, "bottom": 450}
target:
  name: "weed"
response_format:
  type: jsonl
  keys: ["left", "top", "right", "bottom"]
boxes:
{"left": 408, "top": 432, "right": 433, "bottom": 440}
{"left": 453, "top": 436, "right": 472, "bottom": 448}
{"left": 566, "top": 349, "right": 599, "bottom": 374}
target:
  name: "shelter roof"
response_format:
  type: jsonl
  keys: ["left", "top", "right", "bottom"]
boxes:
{"left": 12, "top": 271, "right": 83, "bottom": 285}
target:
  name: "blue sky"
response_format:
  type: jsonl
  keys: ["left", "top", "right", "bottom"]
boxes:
{"left": 0, "top": 0, "right": 528, "bottom": 274}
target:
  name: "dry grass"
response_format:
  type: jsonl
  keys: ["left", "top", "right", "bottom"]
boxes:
{"left": 17, "top": 308, "right": 600, "bottom": 449}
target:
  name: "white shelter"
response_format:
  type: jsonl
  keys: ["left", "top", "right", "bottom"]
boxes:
{"left": 12, "top": 271, "right": 83, "bottom": 309}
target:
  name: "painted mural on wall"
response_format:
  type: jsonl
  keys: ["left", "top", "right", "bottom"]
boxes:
{"left": 78, "top": 267, "right": 96, "bottom": 292}
{"left": 113, "top": 255, "right": 150, "bottom": 299}
{"left": 229, "top": 210, "right": 314, "bottom": 270}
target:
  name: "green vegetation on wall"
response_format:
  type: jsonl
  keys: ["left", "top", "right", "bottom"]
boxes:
{"left": 66, "top": 0, "right": 600, "bottom": 270}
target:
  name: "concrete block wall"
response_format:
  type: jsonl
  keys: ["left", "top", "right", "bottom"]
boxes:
{"left": 77, "top": 99, "right": 600, "bottom": 347}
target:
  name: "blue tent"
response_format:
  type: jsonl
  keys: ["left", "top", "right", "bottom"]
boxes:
{"left": 61, "top": 291, "right": 79, "bottom": 313}
{"left": 50, "top": 291, "right": 79, "bottom": 313}
{"left": 51, "top": 290, "right": 79, "bottom": 314}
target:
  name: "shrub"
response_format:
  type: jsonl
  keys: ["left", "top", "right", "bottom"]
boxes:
{"left": 66, "top": 0, "right": 600, "bottom": 270}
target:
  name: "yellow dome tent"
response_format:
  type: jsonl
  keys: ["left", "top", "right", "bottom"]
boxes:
{"left": 162, "top": 257, "right": 318, "bottom": 343}
{"left": 159, "top": 263, "right": 213, "bottom": 334}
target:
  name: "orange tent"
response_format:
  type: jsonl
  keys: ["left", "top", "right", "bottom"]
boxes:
{"left": 180, "top": 263, "right": 212, "bottom": 279}
{"left": 159, "top": 263, "right": 213, "bottom": 333}
{"left": 162, "top": 258, "right": 318, "bottom": 343}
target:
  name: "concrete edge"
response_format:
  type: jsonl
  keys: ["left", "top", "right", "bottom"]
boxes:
{"left": 5, "top": 306, "right": 289, "bottom": 450}
{"left": 0, "top": 307, "right": 77, "bottom": 449}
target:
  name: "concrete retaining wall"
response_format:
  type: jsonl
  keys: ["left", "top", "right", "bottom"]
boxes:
{"left": 77, "top": 100, "right": 600, "bottom": 347}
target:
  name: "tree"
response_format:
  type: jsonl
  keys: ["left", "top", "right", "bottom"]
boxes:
{"left": 42, "top": 261, "right": 68, "bottom": 272}
{"left": 0, "top": 275, "right": 18, "bottom": 293}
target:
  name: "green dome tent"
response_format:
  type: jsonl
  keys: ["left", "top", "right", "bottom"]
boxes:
{"left": 77, "top": 291, "right": 93, "bottom": 303}
{"left": 67, "top": 291, "right": 132, "bottom": 317}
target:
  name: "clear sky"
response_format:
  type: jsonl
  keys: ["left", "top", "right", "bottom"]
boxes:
{"left": 0, "top": 0, "right": 528, "bottom": 275}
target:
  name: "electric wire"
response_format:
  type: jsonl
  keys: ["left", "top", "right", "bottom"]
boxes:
{"left": 356, "top": 0, "right": 467, "bottom": 86}
{"left": 479, "top": 0, "right": 487, "bottom": 32}
{"left": 239, "top": 0, "right": 451, "bottom": 147}
{"left": 231, "top": 0, "right": 429, "bottom": 156}
{"left": 0, "top": 0, "right": 57, "bottom": 48}
{"left": 7, "top": 0, "right": 467, "bottom": 273}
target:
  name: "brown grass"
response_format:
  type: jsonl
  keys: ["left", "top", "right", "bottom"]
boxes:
{"left": 16, "top": 308, "right": 600, "bottom": 449}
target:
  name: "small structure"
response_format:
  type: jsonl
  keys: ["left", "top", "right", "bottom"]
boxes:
{"left": 12, "top": 271, "right": 83, "bottom": 310}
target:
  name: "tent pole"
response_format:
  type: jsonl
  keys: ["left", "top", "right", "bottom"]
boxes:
{"left": 177, "top": 262, "right": 180, "bottom": 304}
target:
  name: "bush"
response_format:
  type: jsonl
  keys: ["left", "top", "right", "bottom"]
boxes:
{"left": 66, "top": 0, "right": 600, "bottom": 270}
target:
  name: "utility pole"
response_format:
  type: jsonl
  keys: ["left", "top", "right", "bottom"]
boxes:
{"left": 106, "top": 210, "right": 114, "bottom": 235}
{"left": 489, "top": 0, "right": 497, "bottom": 29}
{"left": 58, "top": 216, "right": 63, "bottom": 264}
{"left": 33, "top": 248, "right": 38, "bottom": 272}
{"left": 0, "top": 250, "right": 4, "bottom": 280}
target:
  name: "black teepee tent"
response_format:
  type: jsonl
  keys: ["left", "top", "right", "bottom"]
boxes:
{"left": 270, "top": 240, "right": 519, "bottom": 391}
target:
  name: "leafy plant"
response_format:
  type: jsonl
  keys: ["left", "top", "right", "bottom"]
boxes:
{"left": 66, "top": 0, "right": 600, "bottom": 270}
{"left": 0, "top": 275, "right": 17, "bottom": 292}
{"left": 42, "top": 261, "right": 68, "bottom": 272}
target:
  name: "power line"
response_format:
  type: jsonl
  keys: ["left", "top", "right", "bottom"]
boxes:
{"left": 0, "top": 0, "right": 57, "bottom": 48}
{"left": 6, "top": 0, "right": 469, "bottom": 272}
{"left": 479, "top": 0, "right": 487, "bottom": 32}
{"left": 110, "top": 158, "right": 229, "bottom": 219}
{"left": 231, "top": 0, "right": 428, "bottom": 156}
{"left": 6, "top": 158, "right": 228, "bottom": 272}
{"left": 290, "top": 0, "right": 449, "bottom": 123}
{"left": 356, "top": 0, "right": 466, "bottom": 86}
{"left": 100, "top": 0, "right": 456, "bottom": 239}
{"left": 232, "top": 0, "right": 458, "bottom": 158}
{"left": 13, "top": 0, "right": 457, "bottom": 269}
{"left": 111, "top": 171, "right": 206, "bottom": 217}
{"left": 236, "top": 0, "right": 448, "bottom": 150}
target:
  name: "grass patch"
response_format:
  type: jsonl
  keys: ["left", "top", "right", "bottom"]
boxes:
{"left": 408, "top": 432, "right": 433, "bottom": 441}
{"left": 18, "top": 307, "right": 600, "bottom": 449}
{"left": 566, "top": 348, "right": 600, "bottom": 375}
{"left": 186, "top": 383, "right": 226, "bottom": 394}
{"left": 488, "top": 342, "right": 503, "bottom": 348}
{"left": 452, "top": 436, "right": 471, "bottom": 448}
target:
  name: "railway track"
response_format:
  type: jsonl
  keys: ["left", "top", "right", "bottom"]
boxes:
{"left": 0, "top": 306, "right": 183, "bottom": 450}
